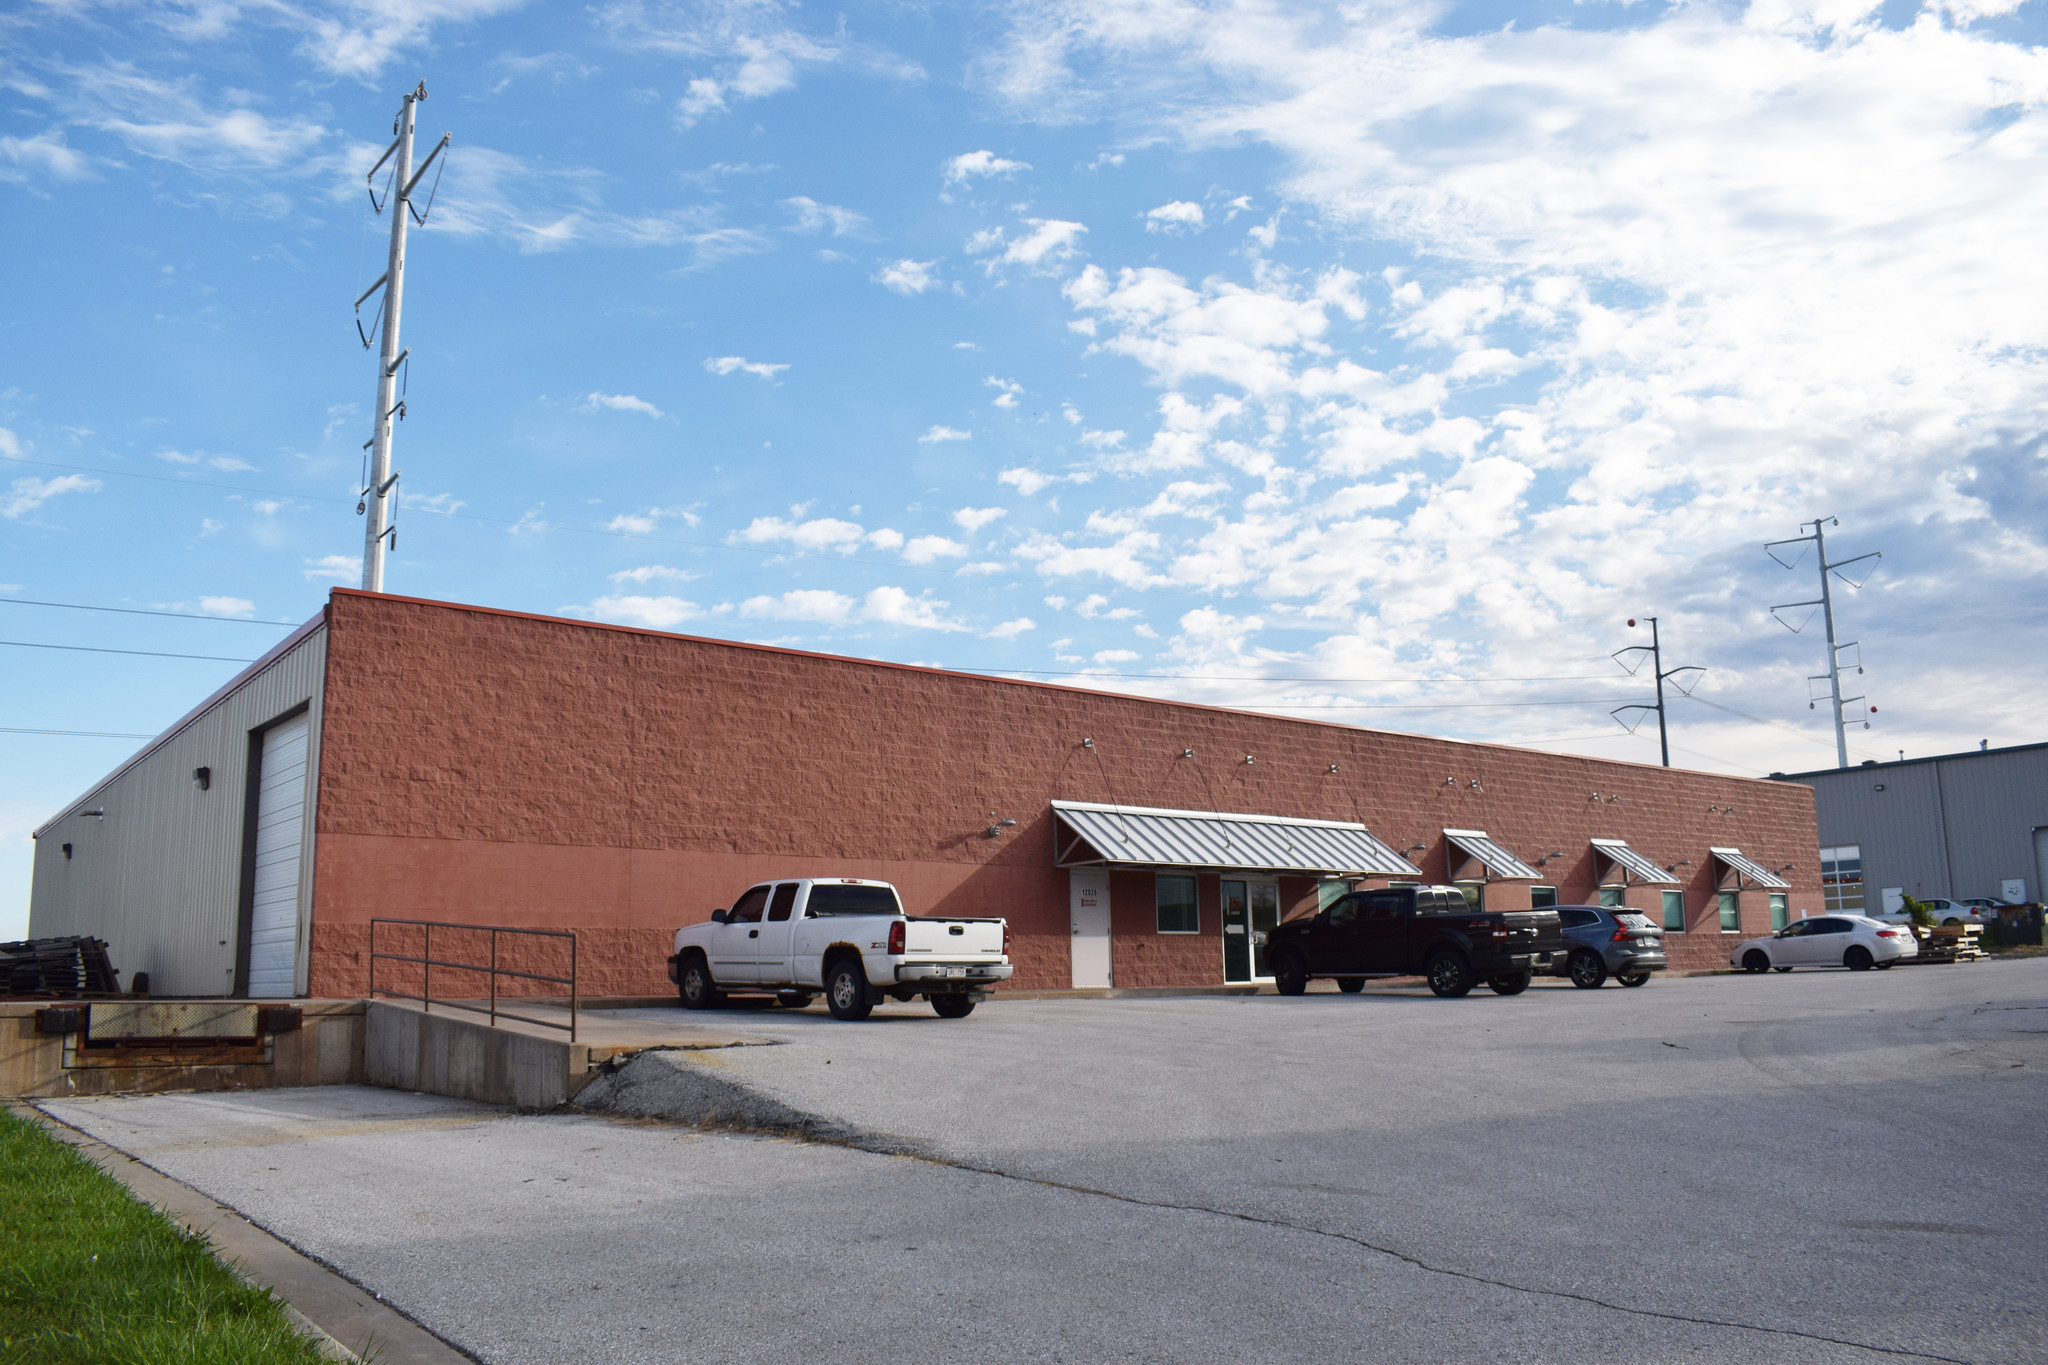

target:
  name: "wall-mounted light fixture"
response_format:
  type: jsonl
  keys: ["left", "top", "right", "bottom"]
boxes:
{"left": 1328, "top": 763, "right": 1340, "bottom": 774}
{"left": 1243, "top": 754, "right": 1255, "bottom": 766}
{"left": 62, "top": 843, "right": 73, "bottom": 860}
{"left": 1082, "top": 737, "right": 1096, "bottom": 750}
{"left": 1873, "top": 783, "right": 1886, "bottom": 792}
{"left": 193, "top": 766, "right": 211, "bottom": 792}
{"left": 1182, "top": 748, "right": 1195, "bottom": 759}
{"left": 1665, "top": 859, "right": 1693, "bottom": 873}
{"left": 1534, "top": 850, "right": 1566, "bottom": 867}
{"left": 1607, "top": 794, "right": 1623, "bottom": 804}
{"left": 78, "top": 808, "right": 104, "bottom": 822}
{"left": 1468, "top": 779, "right": 1483, "bottom": 791}
{"left": 1775, "top": 864, "right": 1795, "bottom": 875}
{"left": 985, "top": 813, "right": 1018, "bottom": 839}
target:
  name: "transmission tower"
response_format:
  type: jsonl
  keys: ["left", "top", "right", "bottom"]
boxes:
{"left": 1611, "top": 615, "right": 1704, "bottom": 767}
{"left": 1766, "top": 517, "right": 1881, "bottom": 769}
{"left": 352, "top": 81, "right": 450, "bottom": 593}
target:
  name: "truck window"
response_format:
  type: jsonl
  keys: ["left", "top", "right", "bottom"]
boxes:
{"left": 806, "top": 885, "right": 902, "bottom": 917}
{"left": 1362, "top": 890, "right": 1408, "bottom": 918}
{"left": 1327, "top": 895, "right": 1361, "bottom": 927}
{"left": 727, "top": 887, "right": 770, "bottom": 923}
{"left": 767, "top": 884, "right": 798, "bottom": 922}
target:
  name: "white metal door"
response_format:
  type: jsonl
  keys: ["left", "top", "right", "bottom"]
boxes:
{"left": 246, "top": 714, "right": 309, "bottom": 999}
{"left": 2033, "top": 829, "right": 2047, "bottom": 910}
{"left": 1070, "top": 869, "right": 1111, "bottom": 989}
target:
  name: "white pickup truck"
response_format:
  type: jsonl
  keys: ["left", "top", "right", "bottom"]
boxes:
{"left": 667, "top": 878, "right": 1012, "bottom": 1020}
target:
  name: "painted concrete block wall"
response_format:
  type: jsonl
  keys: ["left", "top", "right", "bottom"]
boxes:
{"left": 302, "top": 591, "right": 1822, "bottom": 993}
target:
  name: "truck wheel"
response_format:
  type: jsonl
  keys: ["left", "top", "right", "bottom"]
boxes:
{"left": 1487, "top": 971, "right": 1532, "bottom": 996}
{"left": 931, "top": 994, "right": 975, "bottom": 1019}
{"left": 1742, "top": 950, "right": 1771, "bottom": 973}
{"left": 1568, "top": 950, "right": 1608, "bottom": 989}
{"left": 1273, "top": 949, "right": 1309, "bottom": 997}
{"left": 1618, "top": 972, "right": 1651, "bottom": 987}
{"left": 1844, "top": 945, "right": 1874, "bottom": 972}
{"left": 775, "top": 991, "right": 813, "bottom": 1009}
{"left": 825, "top": 958, "right": 874, "bottom": 1021}
{"left": 1336, "top": 978, "right": 1366, "bottom": 994}
{"left": 1425, "top": 951, "right": 1474, "bottom": 999}
{"left": 677, "top": 955, "right": 720, "bottom": 1010}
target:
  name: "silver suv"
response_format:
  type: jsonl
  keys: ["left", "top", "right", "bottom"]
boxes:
{"left": 1547, "top": 905, "right": 1665, "bottom": 988}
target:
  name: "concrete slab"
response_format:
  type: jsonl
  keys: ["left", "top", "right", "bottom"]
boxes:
{"left": 41, "top": 962, "right": 2048, "bottom": 1364}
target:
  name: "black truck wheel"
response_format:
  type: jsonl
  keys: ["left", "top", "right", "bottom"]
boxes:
{"left": 1844, "top": 945, "right": 1874, "bottom": 972}
{"left": 775, "top": 991, "right": 813, "bottom": 1009}
{"left": 1568, "top": 950, "right": 1608, "bottom": 989}
{"left": 1487, "top": 971, "right": 1532, "bottom": 996}
{"left": 677, "top": 955, "right": 720, "bottom": 1010}
{"left": 1618, "top": 972, "right": 1651, "bottom": 987}
{"left": 1336, "top": 978, "right": 1366, "bottom": 994}
{"left": 931, "top": 994, "right": 976, "bottom": 1019}
{"left": 1273, "top": 949, "right": 1309, "bottom": 996}
{"left": 1425, "top": 951, "right": 1474, "bottom": 998}
{"left": 1742, "top": 949, "right": 1771, "bottom": 973}
{"left": 825, "top": 958, "right": 874, "bottom": 1020}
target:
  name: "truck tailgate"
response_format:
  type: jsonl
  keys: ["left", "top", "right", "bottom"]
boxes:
{"left": 902, "top": 918, "right": 1005, "bottom": 957}
{"left": 1500, "top": 909, "right": 1564, "bottom": 953}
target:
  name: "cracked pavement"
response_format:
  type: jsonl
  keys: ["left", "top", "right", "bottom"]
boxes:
{"left": 40, "top": 961, "right": 2048, "bottom": 1363}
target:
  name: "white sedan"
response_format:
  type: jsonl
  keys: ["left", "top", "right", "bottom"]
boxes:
{"left": 1731, "top": 915, "right": 1918, "bottom": 973}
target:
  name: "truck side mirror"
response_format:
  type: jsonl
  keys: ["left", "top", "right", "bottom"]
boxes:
{"left": 710, "top": 909, "right": 728, "bottom": 925}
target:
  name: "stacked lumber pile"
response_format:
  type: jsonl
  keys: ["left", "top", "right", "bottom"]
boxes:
{"left": 0, "top": 936, "right": 121, "bottom": 996}
{"left": 1910, "top": 924, "right": 1986, "bottom": 964}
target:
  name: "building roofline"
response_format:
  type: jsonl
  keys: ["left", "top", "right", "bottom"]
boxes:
{"left": 329, "top": 588, "right": 1797, "bottom": 790}
{"left": 32, "top": 608, "right": 329, "bottom": 839}
{"left": 1769, "top": 738, "right": 2048, "bottom": 782}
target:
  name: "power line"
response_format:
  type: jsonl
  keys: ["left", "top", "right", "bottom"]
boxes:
{"left": 0, "top": 598, "right": 301, "bottom": 627}
{"left": 1, "top": 640, "right": 256, "bottom": 663}
{"left": 0, "top": 726, "right": 155, "bottom": 739}
{"left": 1223, "top": 697, "right": 1637, "bottom": 711}
{"left": 969, "top": 667, "right": 1614, "bottom": 685}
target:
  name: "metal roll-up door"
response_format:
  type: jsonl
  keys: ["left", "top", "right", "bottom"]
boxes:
{"left": 247, "top": 713, "right": 310, "bottom": 998}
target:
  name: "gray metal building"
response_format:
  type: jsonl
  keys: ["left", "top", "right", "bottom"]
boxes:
{"left": 1772, "top": 742, "right": 2048, "bottom": 914}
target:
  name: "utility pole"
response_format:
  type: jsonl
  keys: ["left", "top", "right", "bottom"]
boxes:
{"left": 1767, "top": 517, "right": 1881, "bottom": 769}
{"left": 353, "top": 82, "right": 449, "bottom": 593}
{"left": 1612, "top": 616, "right": 1704, "bottom": 767}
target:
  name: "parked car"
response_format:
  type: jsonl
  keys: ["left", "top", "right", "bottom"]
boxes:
{"left": 1546, "top": 906, "right": 1664, "bottom": 988}
{"left": 1730, "top": 915, "right": 1917, "bottom": 973}
{"left": 1266, "top": 884, "right": 1565, "bottom": 998}
{"left": 669, "top": 878, "right": 1012, "bottom": 1020}
{"left": 1876, "top": 897, "right": 1993, "bottom": 928}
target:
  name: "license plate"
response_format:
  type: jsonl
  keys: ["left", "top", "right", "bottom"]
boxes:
{"left": 943, "top": 967, "right": 965, "bottom": 978}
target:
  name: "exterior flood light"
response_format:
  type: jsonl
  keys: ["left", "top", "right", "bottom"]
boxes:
{"left": 193, "top": 766, "right": 211, "bottom": 791}
{"left": 985, "top": 814, "right": 1018, "bottom": 839}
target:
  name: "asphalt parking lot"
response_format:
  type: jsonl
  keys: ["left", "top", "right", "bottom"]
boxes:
{"left": 41, "top": 960, "right": 2048, "bottom": 1364}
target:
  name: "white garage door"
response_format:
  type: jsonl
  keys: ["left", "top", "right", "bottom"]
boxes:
{"left": 247, "top": 713, "right": 310, "bottom": 999}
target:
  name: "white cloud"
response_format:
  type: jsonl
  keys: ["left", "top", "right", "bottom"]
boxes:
{"left": 197, "top": 596, "right": 255, "bottom": 618}
{"left": 592, "top": 594, "right": 701, "bottom": 629}
{"left": 1, "top": 131, "right": 95, "bottom": 185}
{"left": 0, "top": 429, "right": 21, "bottom": 459}
{"left": 736, "top": 515, "right": 904, "bottom": 554}
{"left": 943, "top": 150, "right": 1031, "bottom": 188}
{"left": 953, "top": 507, "right": 1008, "bottom": 533}
{"left": 157, "top": 449, "right": 256, "bottom": 472}
{"left": 605, "top": 507, "right": 700, "bottom": 534}
{"left": 609, "top": 564, "right": 699, "bottom": 584}
{"left": 985, "top": 617, "right": 1036, "bottom": 639}
{"left": 704, "top": 356, "right": 790, "bottom": 380}
{"left": 902, "top": 535, "right": 969, "bottom": 564}
{"left": 998, "top": 466, "right": 1094, "bottom": 495}
{"left": 1074, "top": 594, "right": 1141, "bottom": 621}
{"left": 1093, "top": 649, "right": 1140, "bottom": 664}
{"left": 1, "top": 474, "right": 99, "bottom": 520}
{"left": 783, "top": 196, "right": 868, "bottom": 235}
{"left": 919, "top": 425, "right": 972, "bottom": 443}
{"left": 737, "top": 586, "right": 965, "bottom": 631}
{"left": 860, "top": 586, "right": 967, "bottom": 631}
{"left": 1145, "top": 200, "right": 1204, "bottom": 234}
{"left": 580, "top": 392, "right": 665, "bottom": 418}
{"left": 303, "top": 553, "right": 359, "bottom": 582}
{"left": 987, "top": 376, "right": 1024, "bottom": 408}
{"left": 874, "top": 259, "right": 940, "bottom": 295}
{"left": 967, "top": 218, "right": 1088, "bottom": 274}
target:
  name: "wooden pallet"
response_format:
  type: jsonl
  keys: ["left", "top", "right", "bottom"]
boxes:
{"left": 1909, "top": 924, "right": 1987, "bottom": 964}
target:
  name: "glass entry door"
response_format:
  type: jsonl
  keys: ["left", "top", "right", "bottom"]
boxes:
{"left": 1222, "top": 879, "right": 1281, "bottom": 983}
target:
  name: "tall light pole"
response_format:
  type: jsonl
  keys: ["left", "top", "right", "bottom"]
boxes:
{"left": 353, "top": 81, "right": 449, "bottom": 593}
{"left": 1767, "top": 518, "right": 1881, "bottom": 770}
{"left": 1612, "top": 616, "right": 1704, "bottom": 767}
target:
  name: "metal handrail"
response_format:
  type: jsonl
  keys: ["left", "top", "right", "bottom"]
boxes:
{"left": 368, "top": 919, "right": 578, "bottom": 1042}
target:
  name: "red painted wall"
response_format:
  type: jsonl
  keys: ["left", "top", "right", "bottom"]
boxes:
{"left": 307, "top": 590, "right": 1820, "bottom": 996}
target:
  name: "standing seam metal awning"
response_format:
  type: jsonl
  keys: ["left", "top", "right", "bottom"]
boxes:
{"left": 1052, "top": 800, "right": 1423, "bottom": 876}
{"left": 1591, "top": 838, "right": 1679, "bottom": 886}
{"left": 1443, "top": 829, "right": 1539, "bottom": 881}
{"left": 1710, "top": 846, "right": 1790, "bottom": 889}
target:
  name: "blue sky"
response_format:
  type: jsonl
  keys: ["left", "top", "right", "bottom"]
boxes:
{"left": 6, "top": 0, "right": 2048, "bottom": 935}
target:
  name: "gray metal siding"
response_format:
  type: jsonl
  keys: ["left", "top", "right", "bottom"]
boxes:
{"left": 1789, "top": 747, "right": 2048, "bottom": 902}
{"left": 26, "top": 627, "right": 327, "bottom": 997}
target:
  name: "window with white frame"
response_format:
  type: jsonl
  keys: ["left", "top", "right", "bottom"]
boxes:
{"left": 1662, "top": 890, "right": 1686, "bottom": 931}
{"left": 1718, "top": 890, "right": 1740, "bottom": 931}
{"left": 1820, "top": 845, "right": 1864, "bottom": 914}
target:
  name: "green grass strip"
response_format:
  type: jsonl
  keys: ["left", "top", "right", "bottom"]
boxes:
{"left": 0, "top": 1108, "right": 336, "bottom": 1365}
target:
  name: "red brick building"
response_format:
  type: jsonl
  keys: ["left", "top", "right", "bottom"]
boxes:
{"left": 32, "top": 590, "right": 1820, "bottom": 997}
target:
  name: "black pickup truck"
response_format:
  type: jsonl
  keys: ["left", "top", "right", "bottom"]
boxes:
{"left": 1267, "top": 884, "right": 1565, "bottom": 998}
